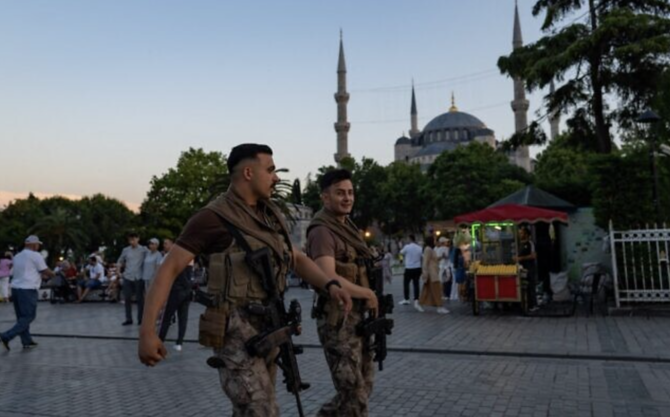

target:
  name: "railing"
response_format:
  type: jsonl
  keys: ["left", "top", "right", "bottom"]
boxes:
{"left": 609, "top": 221, "right": 670, "bottom": 307}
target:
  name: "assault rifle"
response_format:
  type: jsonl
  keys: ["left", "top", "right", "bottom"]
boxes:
{"left": 243, "top": 247, "right": 309, "bottom": 417}
{"left": 357, "top": 257, "right": 394, "bottom": 371}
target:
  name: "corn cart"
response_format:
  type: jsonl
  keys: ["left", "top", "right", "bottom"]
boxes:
{"left": 453, "top": 204, "right": 568, "bottom": 316}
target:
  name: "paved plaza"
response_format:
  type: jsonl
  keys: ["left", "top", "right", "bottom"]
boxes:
{"left": 2, "top": 279, "right": 670, "bottom": 417}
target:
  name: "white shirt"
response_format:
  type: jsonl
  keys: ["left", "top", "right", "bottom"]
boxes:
{"left": 435, "top": 246, "right": 450, "bottom": 269}
{"left": 87, "top": 263, "right": 106, "bottom": 282}
{"left": 400, "top": 242, "right": 423, "bottom": 269}
{"left": 10, "top": 249, "right": 48, "bottom": 290}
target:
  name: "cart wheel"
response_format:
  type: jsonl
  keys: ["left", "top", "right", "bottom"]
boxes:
{"left": 472, "top": 298, "right": 480, "bottom": 316}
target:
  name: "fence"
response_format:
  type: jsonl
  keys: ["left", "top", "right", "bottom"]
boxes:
{"left": 609, "top": 221, "right": 670, "bottom": 307}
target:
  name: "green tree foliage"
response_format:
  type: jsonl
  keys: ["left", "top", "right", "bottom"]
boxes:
{"left": 351, "top": 158, "right": 388, "bottom": 231}
{"left": 534, "top": 134, "right": 595, "bottom": 207}
{"left": 379, "top": 161, "right": 428, "bottom": 234}
{"left": 0, "top": 193, "right": 137, "bottom": 264}
{"left": 30, "top": 206, "right": 88, "bottom": 264}
{"left": 426, "top": 142, "right": 532, "bottom": 219}
{"left": 0, "top": 194, "right": 45, "bottom": 252}
{"left": 591, "top": 143, "right": 670, "bottom": 228}
{"left": 79, "top": 194, "right": 137, "bottom": 260}
{"left": 498, "top": 0, "right": 670, "bottom": 153}
{"left": 140, "top": 148, "right": 228, "bottom": 239}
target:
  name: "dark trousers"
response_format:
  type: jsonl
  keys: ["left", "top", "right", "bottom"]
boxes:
{"left": 123, "top": 279, "right": 145, "bottom": 323}
{"left": 1, "top": 288, "right": 38, "bottom": 346}
{"left": 158, "top": 289, "right": 191, "bottom": 344}
{"left": 526, "top": 268, "right": 538, "bottom": 309}
{"left": 403, "top": 268, "right": 422, "bottom": 301}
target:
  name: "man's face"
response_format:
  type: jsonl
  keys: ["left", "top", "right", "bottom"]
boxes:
{"left": 519, "top": 229, "right": 529, "bottom": 240}
{"left": 248, "top": 153, "right": 279, "bottom": 200}
{"left": 149, "top": 242, "right": 158, "bottom": 252}
{"left": 163, "top": 239, "right": 173, "bottom": 252}
{"left": 89, "top": 258, "right": 97, "bottom": 265}
{"left": 322, "top": 179, "right": 354, "bottom": 216}
{"left": 128, "top": 237, "right": 139, "bottom": 247}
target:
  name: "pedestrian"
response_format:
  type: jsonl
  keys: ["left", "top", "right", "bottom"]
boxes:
{"left": 398, "top": 234, "right": 423, "bottom": 311}
{"left": 380, "top": 247, "right": 393, "bottom": 284}
{"left": 142, "top": 238, "right": 163, "bottom": 290}
{"left": 138, "top": 143, "right": 352, "bottom": 416}
{"left": 435, "top": 237, "right": 452, "bottom": 300}
{"left": 514, "top": 225, "right": 538, "bottom": 312}
{"left": 117, "top": 232, "right": 148, "bottom": 326}
{"left": 76, "top": 255, "right": 105, "bottom": 302}
{"left": 0, "top": 251, "right": 13, "bottom": 302}
{"left": 305, "top": 169, "right": 380, "bottom": 417}
{"left": 157, "top": 238, "right": 192, "bottom": 352}
{"left": 1, "top": 235, "right": 54, "bottom": 351}
{"left": 419, "top": 235, "right": 449, "bottom": 314}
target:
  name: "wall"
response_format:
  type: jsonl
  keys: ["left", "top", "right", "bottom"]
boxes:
{"left": 561, "top": 207, "right": 612, "bottom": 281}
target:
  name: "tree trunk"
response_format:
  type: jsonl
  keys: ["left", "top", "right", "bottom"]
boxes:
{"left": 589, "top": 0, "right": 612, "bottom": 154}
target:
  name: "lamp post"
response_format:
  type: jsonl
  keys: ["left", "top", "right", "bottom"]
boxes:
{"left": 636, "top": 109, "right": 662, "bottom": 225}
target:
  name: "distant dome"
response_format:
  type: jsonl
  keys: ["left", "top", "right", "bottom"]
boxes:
{"left": 423, "top": 110, "right": 486, "bottom": 133}
{"left": 395, "top": 136, "right": 411, "bottom": 145}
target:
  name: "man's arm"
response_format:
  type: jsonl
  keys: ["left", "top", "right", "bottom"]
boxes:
{"left": 139, "top": 245, "right": 195, "bottom": 366}
{"left": 313, "top": 255, "right": 378, "bottom": 316}
{"left": 292, "top": 249, "right": 353, "bottom": 315}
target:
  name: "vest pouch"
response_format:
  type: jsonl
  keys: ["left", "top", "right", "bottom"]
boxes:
{"left": 335, "top": 261, "right": 358, "bottom": 284}
{"left": 226, "top": 251, "right": 253, "bottom": 300}
{"left": 198, "top": 307, "right": 228, "bottom": 349}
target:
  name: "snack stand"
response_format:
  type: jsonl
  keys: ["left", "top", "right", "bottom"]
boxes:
{"left": 453, "top": 204, "right": 568, "bottom": 315}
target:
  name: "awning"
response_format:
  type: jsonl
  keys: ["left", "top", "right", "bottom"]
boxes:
{"left": 454, "top": 204, "right": 569, "bottom": 226}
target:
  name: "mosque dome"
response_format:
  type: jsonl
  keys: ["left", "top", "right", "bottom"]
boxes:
{"left": 423, "top": 111, "right": 486, "bottom": 132}
{"left": 395, "top": 135, "right": 411, "bottom": 145}
{"left": 423, "top": 94, "right": 486, "bottom": 133}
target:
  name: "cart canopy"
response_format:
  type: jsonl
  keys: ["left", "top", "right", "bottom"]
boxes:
{"left": 454, "top": 204, "right": 568, "bottom": 226}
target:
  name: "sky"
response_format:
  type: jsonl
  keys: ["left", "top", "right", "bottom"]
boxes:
{"left": 0, "top": 0, "right": 556, "bottom": 211}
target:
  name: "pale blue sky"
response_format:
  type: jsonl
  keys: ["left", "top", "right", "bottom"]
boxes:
{"left": 1, "top": 0, "right": 554, "bottom": 210}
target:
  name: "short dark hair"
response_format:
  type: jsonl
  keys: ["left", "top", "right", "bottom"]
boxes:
{"left": 424, "top": 235, "right": 435, "bottom": 248}
{"left": 227, "top": 144, "right": 273, "bottom": 173}
{"left": 319, "top": 169, "right": 352, "bottom": 192}
{"left": 127, "top": 232, "right": 139, "bottom": 238}
{"left": 409, "top": 234, "right": 416, "bottom": 242}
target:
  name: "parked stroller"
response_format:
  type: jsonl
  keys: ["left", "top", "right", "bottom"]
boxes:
{"left": 48, "top": 271, "right": 77, "bottom": 304}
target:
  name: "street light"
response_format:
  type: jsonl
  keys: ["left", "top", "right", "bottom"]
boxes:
{"left": 636, "top": 109, "right": 662, "bottom": 225}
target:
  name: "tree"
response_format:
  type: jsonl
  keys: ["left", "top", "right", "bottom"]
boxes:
{"left": 351, "top": 157, "right": 388, "bottom": 231}
{"left": 30, "top": 206, "right": 88, "bottom": 264}
{"left": 0, "top": 193, "right": 44, "bottom": 252}
{"left": 534, "top": 134, "right": 596, "bottom": 207}
{"left": 140, "top": 148, "right": 228, "bottom": 239}
{"left": 426, "top": 142, "right": 532, "bottom": 219}
{"left": 591, "top": 143, "right": 670, "bottom": 228}
{"left": 79, "top": 194, "right": 138, "bottom": 260}
{"left": 379, "top": 161, "right": 429, "bottom": 234}
{"left": 498, "top": 0, "right": 670, "bottom": 153}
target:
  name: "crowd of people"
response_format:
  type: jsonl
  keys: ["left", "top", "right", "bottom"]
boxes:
{"left": 0, "top": 234, "right": 198, "bottom": 352}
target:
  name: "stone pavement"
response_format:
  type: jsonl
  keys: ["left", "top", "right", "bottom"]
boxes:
{"left": 1, "top": 278, "right": 670, "bottom": 416}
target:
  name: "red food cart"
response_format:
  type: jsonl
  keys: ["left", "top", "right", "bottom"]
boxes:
{"left": 453, "top": 204, "right": 568, "bottom": 315}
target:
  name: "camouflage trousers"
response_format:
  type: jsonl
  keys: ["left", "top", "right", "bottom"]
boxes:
{"left": 213, "top": 308, "right": 279, "bottom": 417}
{"left": 316, "top": 310, "right": 375, "bottom": 417}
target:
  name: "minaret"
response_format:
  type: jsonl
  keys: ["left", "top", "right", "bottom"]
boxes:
{"left": 549, "top": 80, "right": 560, "bottom": 140}
{"left": 334, "top": 30, "right": 351, "bottom": 165}
{"left": 511, "top": 0, "right": 531, "bottom": 171}
{"left": 409, "top": 81, "right": 420, "bottom": 138}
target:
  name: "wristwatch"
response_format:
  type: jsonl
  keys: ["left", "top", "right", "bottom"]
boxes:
{"left": 324, "top": 279, "right": 342, "bottom": 292}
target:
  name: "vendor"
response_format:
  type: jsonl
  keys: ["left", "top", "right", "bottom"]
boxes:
{"left": 514, "top": 226, "right": 538, "bottom": 312}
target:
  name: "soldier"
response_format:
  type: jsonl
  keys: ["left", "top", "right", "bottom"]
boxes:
{"left": 138, "top": 144, "right": 352, "bottom": 416}
{"left": 306, "top": 169, "right": 380, "bottom": 417}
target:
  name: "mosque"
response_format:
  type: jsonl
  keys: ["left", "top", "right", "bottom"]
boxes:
{"left": 333, "top": 2, "right": 560, "bottom": 172}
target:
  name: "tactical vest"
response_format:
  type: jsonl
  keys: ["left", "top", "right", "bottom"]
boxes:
{"left": 198, "top": 193, "right": 293, "bottom": 348}
{"left": 307, "top": 219, "right": 371, "bottom": 326}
